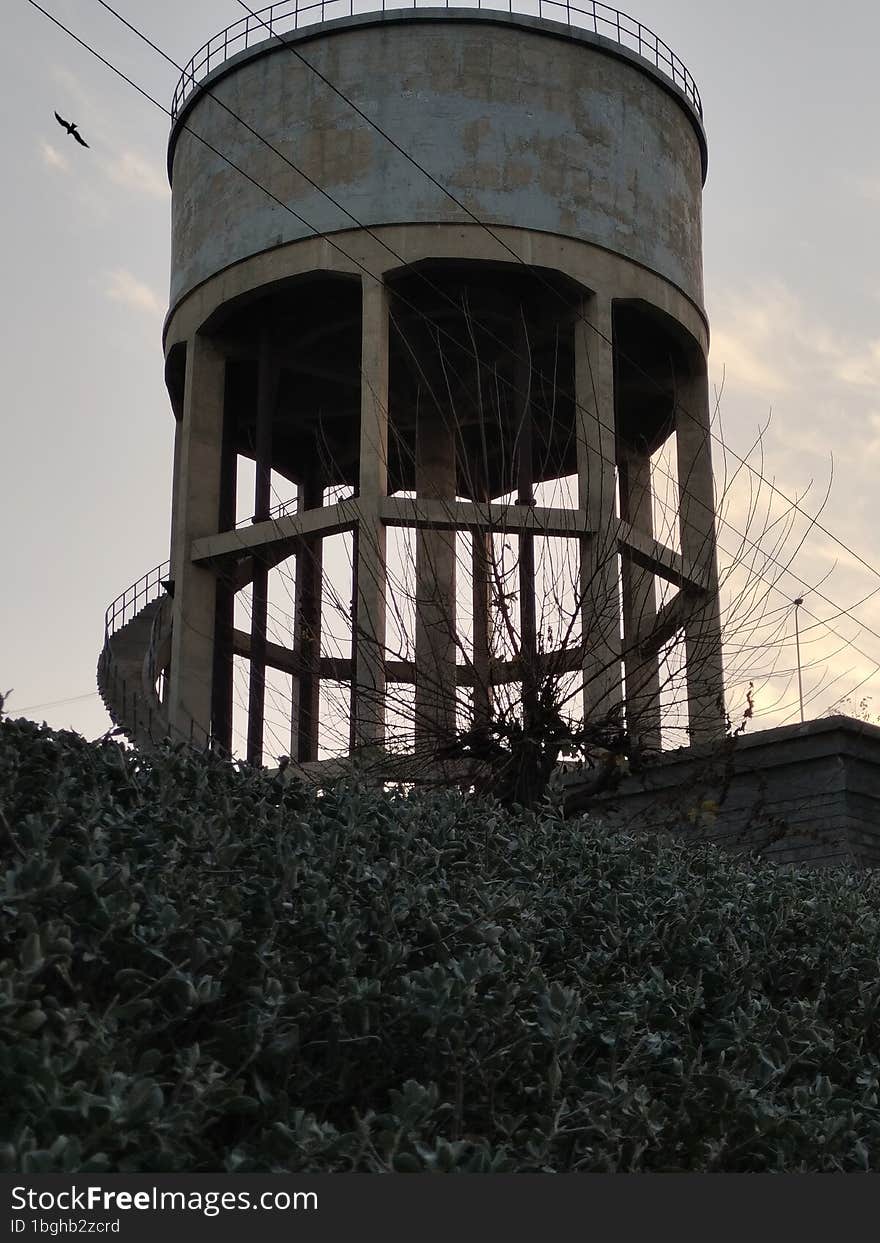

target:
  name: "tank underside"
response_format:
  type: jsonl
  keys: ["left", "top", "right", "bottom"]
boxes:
{"left": 201, "top": 263, "right": 697, "bottom": 501}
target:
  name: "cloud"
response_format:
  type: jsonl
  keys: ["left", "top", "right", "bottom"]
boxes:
{"left": 51, "top": 66, "right": 95, "bottom": 116}
{"left": 701, "top": 279, "right": 880, "bottom": 729}
{"left": 104, "top": 151, "right": 169, "bottom": 200}
{"left": 852, "top": 174, "right": 880, "bottom": 204}
{"left": 710, "top": 325, "right": 791, "bottom": 395}
{"left": 104, "top": 269, "right": 164, "bottom": 316}
{"left": 709, "top": 283, "right": 838, "bottom": 397}
{"left": 49, "top": 67, "right": 168, "bottom": 200}
{"left": 862, "top": 412, "right": 880, "bottom": 460}
{"left": 710, "top": 282, "right": 880, "bottom": 402}
{"left": 39, "top": 141, "right": 70, "bottom": 173}
{"left": 834, "top": 340, "right": 880, "bottom": 389}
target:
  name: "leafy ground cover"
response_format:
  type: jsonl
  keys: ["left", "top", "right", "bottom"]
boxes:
{"left": 3, "top": 714, "right": 880, "bottom": 1172}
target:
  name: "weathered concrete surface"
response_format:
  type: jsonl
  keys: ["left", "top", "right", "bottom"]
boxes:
{"left": 168, "top": 11, "right": 706, "bottom": 310}
{"left": 351, "top": 277, "right": 389, "bottom": 751}
{"left": 167, "top": 333, "right": 226, "bottom": 741}
{"left": 576, "top": 716, "right": 880, "bottom": 868}
{"left": 163, "top": 223, "right": 710, "bottom": 354}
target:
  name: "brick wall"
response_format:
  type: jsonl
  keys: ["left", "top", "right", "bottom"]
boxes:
{"left": 564, "top": 716, "right": 880, "bottom": 868}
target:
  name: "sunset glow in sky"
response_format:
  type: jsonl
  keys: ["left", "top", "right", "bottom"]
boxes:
{"left": 4, "top": 0, "right": 880, "bottom": 743}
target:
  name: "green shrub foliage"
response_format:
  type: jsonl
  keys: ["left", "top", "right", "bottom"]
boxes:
{"left": 3, "top": 715, "right": 880, "bottom": 1172}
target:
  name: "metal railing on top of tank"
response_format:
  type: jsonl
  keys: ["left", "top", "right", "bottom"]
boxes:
{"left": 170, "top": 0, "right": 702, "bottom": 123}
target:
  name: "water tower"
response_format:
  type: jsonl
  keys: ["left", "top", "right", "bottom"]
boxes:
{"left": 98, "top": 2, "right": 725, "bottom": 772}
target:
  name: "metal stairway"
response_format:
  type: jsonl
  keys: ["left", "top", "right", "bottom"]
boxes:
{"left": 97, "top": 564, "right": 173, "bottom": 750}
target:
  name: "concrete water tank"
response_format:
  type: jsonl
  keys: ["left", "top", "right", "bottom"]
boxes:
{"left": 148, "top": 4, "right": 724, "bottom": 770}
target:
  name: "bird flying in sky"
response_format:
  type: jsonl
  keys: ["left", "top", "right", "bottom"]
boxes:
{"left": 54, "top": 112, "right": 89, "bottom": 148}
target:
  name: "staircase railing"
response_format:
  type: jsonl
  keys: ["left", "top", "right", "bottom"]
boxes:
{"left": 99, "top": 561, "right": 221, "bottom": 755}
{"left": 99, "top": 561, "right": 176, "bottom": 750}
{"left": 103, "top": 561, "right": 171, "bottom": 643}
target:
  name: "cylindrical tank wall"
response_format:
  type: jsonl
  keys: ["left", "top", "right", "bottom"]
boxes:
{"left": 168, "top": 13, "right": 706, "bottom": 311}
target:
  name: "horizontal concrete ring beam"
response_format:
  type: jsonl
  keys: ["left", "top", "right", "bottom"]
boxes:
{"left": 380, "top": 497, "right": 592, "bottom": 538}
{"left": 190, "top": 499, "right": 361, "bottom": 566}
{"left": 618, "top": 523, "right": 708, "bottom": 591}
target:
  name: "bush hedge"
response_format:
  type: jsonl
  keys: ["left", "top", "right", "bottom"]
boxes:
{"left": 3, "top": 714, "right": 880, "bottom": 1172}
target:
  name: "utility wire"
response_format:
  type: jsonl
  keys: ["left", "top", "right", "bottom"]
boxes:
{"left": 30, "top": 0, "right": 880, "bottom": 720}
{"left": 84, "top": 0, "right": 880, "bottom": 652}
{"left": 231, "top": 0, "right": 880, "bottom": 596}
{"left": 150, "top": 2, "right": 880, "bottom": 679}
{"left": 9, "top": 691, "right": 100, "bottom": 714}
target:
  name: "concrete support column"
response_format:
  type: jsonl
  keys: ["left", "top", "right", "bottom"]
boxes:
{"left": 351, "top": 277, "right": 389, "bottom": 752}
{"left": 246, "top": 342, "right": 276, "bottom": 767}
{"left": 290, "top": 477, "right": 324, "bottom": 763}
{"left": 168, "top": 332, "right": 226, "bottom": 745}
{"left": 514, "top": 319, "right": 538, "bottom": 728}
{"left": 575, "top": 294, "right": 622, "bottom": 724}
{"left": 414, "top": 410, "right": 458, "bottom": 748}
{"left": 619, "top": 449, "right": 661, "bottom": 750}
{"left": 211, "top": 397, "right": 238, "bottom": 755}
{"left": 471, "top": 522, "right": 493, "bottom": 728}
{"left": 169, "top": 411, "right": 184, "bottom": 566}
{"left": 676, "top": 363, "right": 726, "bottom": 743}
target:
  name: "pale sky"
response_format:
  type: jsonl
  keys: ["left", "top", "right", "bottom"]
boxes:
{"left": 4, "top": 0, "right": 880, "bottom": 743}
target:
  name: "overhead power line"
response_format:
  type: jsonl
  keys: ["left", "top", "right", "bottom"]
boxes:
{"left": 10, "top": 691, "right": 100, "bottom": 714}
{"left": 26, "top": 0, "right": 880, "bottom": 711}
{"left": 87, "top": 0, "right": 878, "bottom": 627}
{"left": 232, "top": 0, "right": 880, "bottom": 597}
